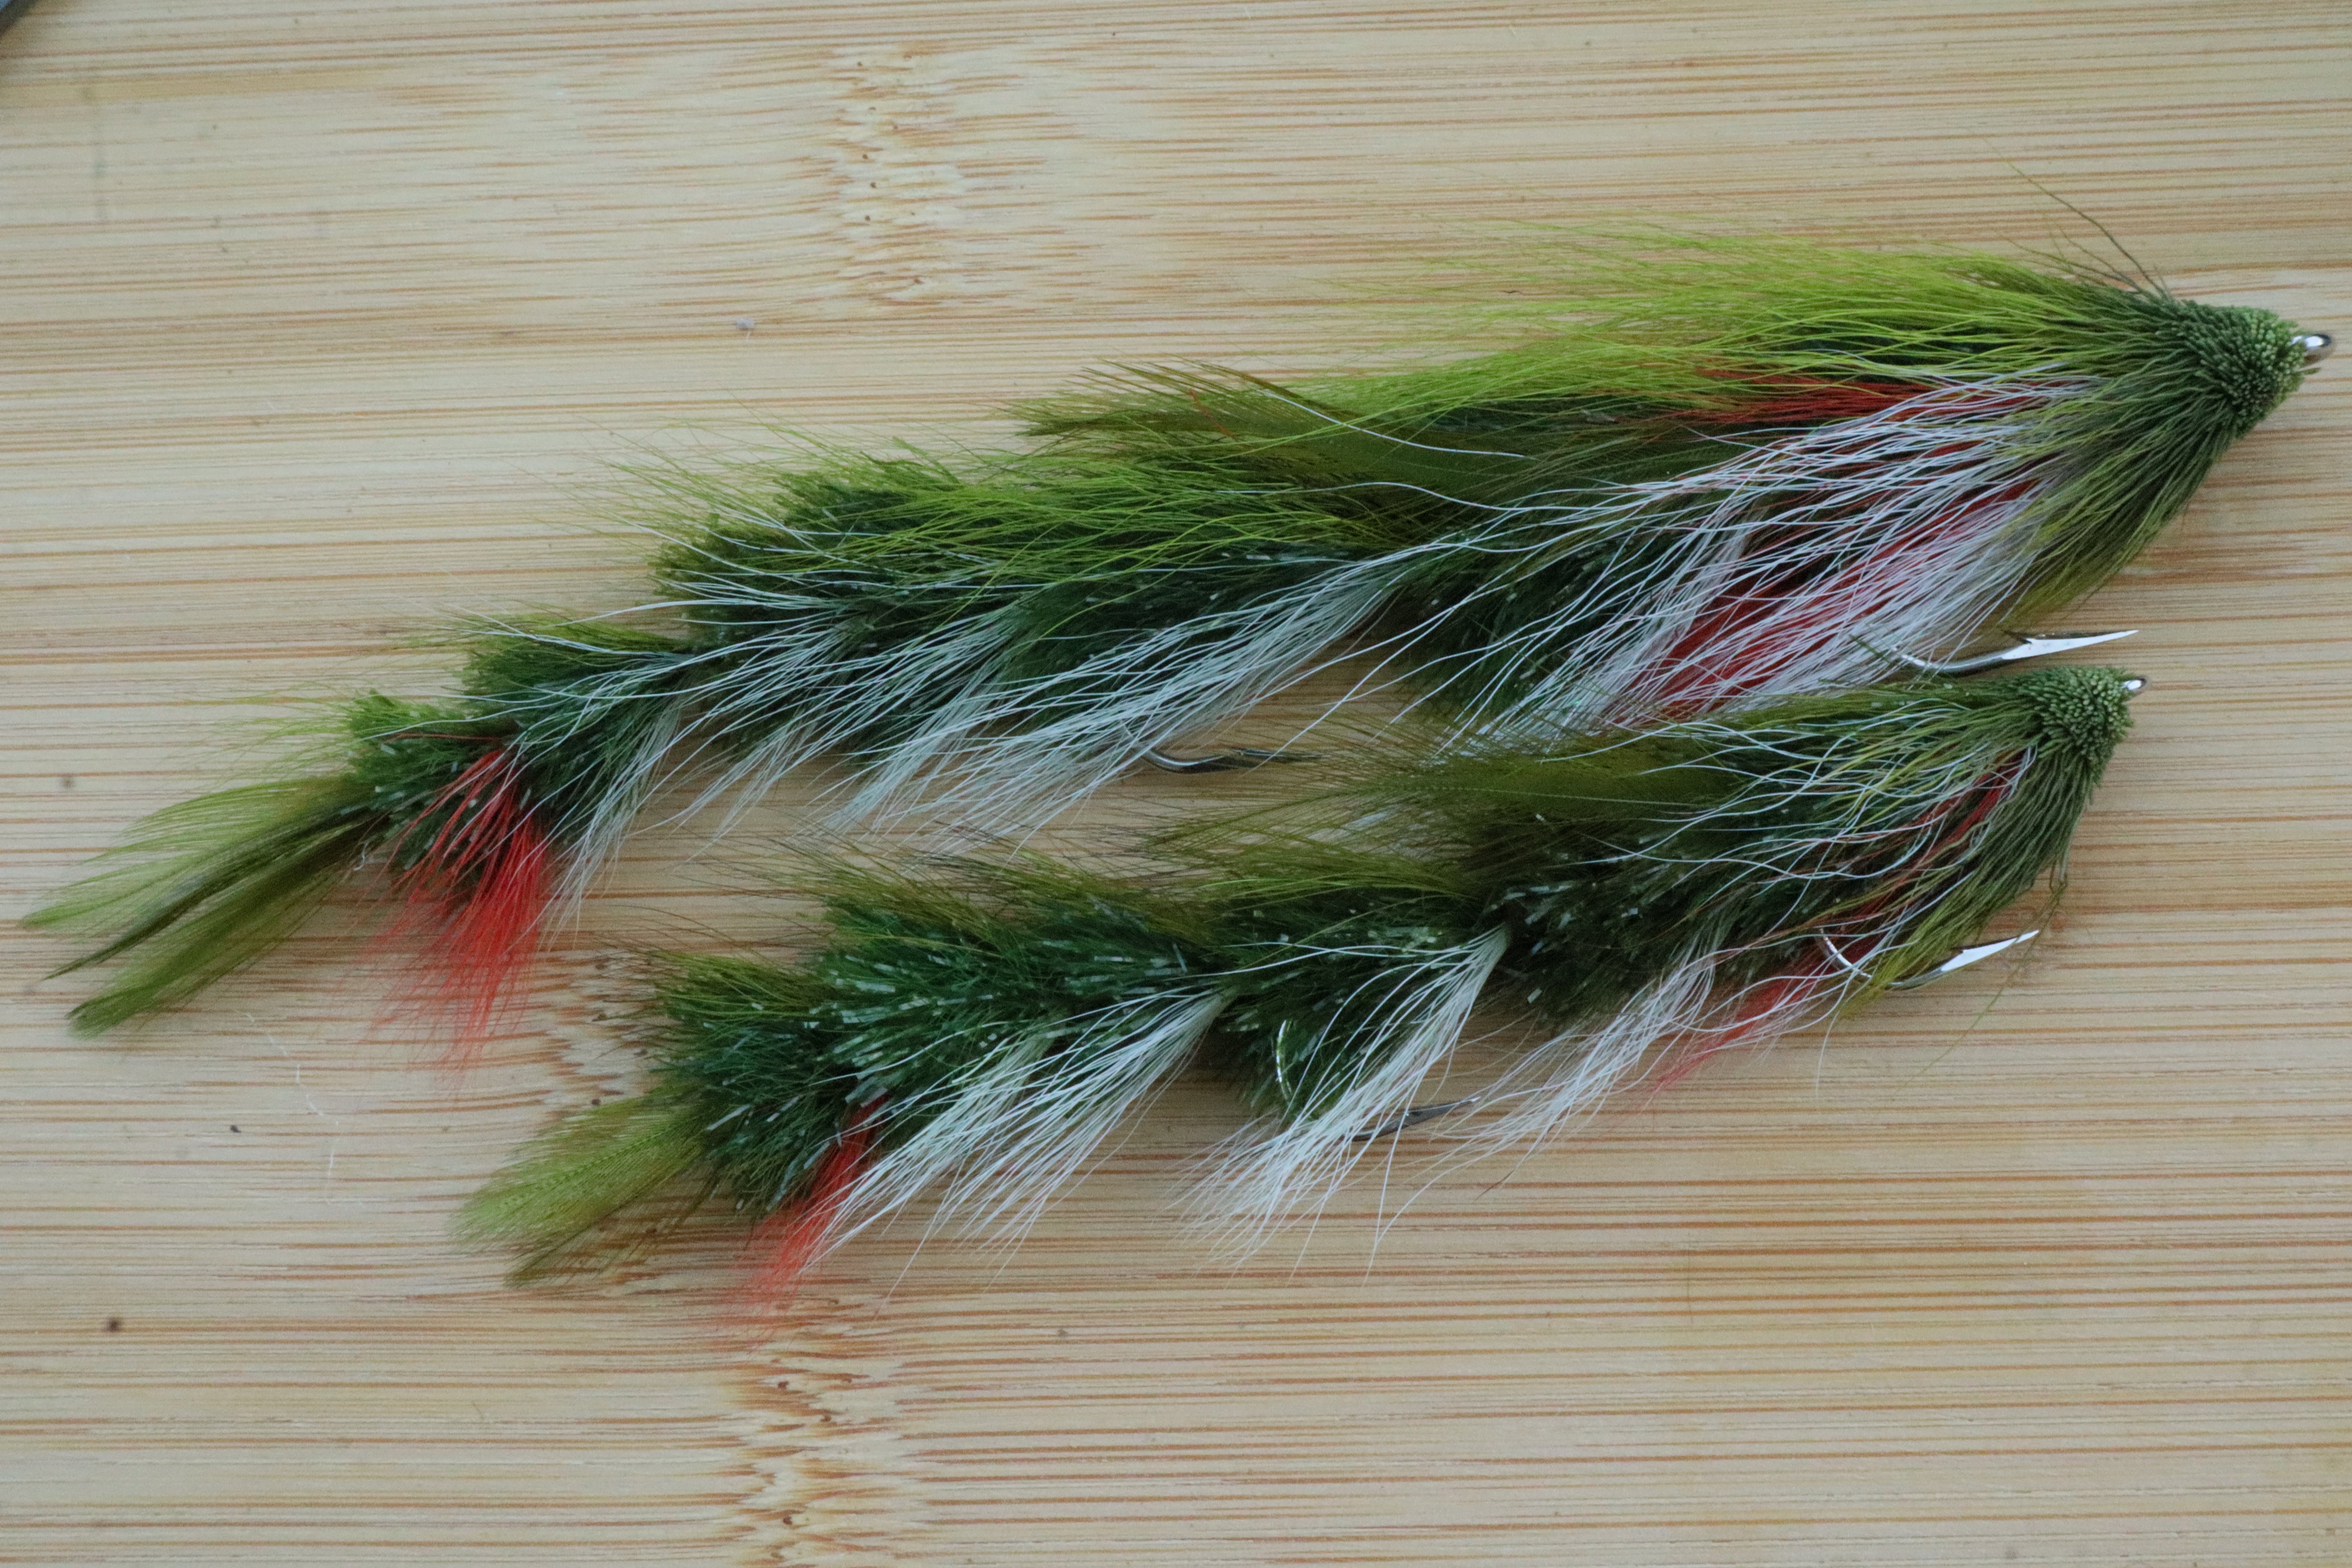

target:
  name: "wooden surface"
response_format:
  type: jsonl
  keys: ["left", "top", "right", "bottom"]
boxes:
{"left": 5, "top": 2, "right": 2350, "bottom": 1562}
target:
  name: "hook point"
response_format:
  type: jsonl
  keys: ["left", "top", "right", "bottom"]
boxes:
{"left": 1891, "top": 929, "right": 2041, "bottom": 990}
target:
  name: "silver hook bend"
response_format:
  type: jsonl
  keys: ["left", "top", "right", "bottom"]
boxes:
{"left": 1143, "top": 745, "right": 1314, "bottom": 775}
{"left": 1882, "top": 628, "right": 2137, "bottom": 677}
{"left": 1348, "top": 1098, "right": 1477, "bottom": 1142}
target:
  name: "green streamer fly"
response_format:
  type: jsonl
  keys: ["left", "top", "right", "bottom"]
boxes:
{"left": 30, "top": 234, "right": 2321, "bottom": 1038}
{"left": 459, "top": 663, "right": 2138, "bottom": 1282}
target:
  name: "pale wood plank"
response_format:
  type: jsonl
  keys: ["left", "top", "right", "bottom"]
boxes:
{"left": 4, "top": 1, "right": 2349, "bottom": 1563}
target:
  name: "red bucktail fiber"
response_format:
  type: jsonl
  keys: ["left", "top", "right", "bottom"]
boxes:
{"left": 381, "top": 744, "right": 555, "bottom": 1064}
{"left": 1650, "top": 473, "right": 2039, "bottom": 713}
{"left": 1815, "top": 762, "right": 2022, "bottom": 921}
{"left": 738, "top": 1102, "right": 883, "bottom": 1307}
{"left": 1647, "top": 963, "right": 1842, "bottom": 1095}
{"left": 1642, "top": 376, "right": 2061, "bottom": 714}
{"left": 1647, "top": 759, "right": 2025, "bottom": 1094}
{"left": 1680, "top": 376, "right": 1929, "bottom": 428}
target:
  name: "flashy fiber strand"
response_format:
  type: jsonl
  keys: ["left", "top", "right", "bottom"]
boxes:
{"left": 463, "top": 664, "right": 2137, "bottom": 1287}
{"left": 34, "top": 234, "right": 2318, "bottom": 1033}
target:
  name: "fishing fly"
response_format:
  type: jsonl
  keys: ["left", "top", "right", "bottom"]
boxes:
{"left": 458, "top": 663, "right": 2143, "bottom": 1284}
{"left": 29, "top": 235, "right": 2325, "bottom": 1038}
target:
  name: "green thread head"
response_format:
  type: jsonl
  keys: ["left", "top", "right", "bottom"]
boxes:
{"left": 2003, "top": 664, "right": 2138, "bottom": 766}
{"left": 2132, "top": 296, "right": 2311, "bottom": 440}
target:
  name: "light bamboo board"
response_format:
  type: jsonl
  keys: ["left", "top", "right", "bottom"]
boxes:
{"left": 4, "top": 2, "right": 2350, "bottom": 1563}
